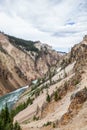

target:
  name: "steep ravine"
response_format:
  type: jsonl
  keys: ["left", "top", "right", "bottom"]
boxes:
{"left": 0, "top": 32, "right": 61, "bottom": 96}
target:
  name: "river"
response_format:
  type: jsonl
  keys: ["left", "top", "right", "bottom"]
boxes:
{"left": 0, "top": 85, "right": 28, "bottom": 111}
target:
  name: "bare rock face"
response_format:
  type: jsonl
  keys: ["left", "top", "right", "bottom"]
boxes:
{"left": 0, "top": 33, "right": 61, "bottom": 95}
{"left": 83, "top": 35, "right": 87, "bottom": 41}
{"left": 59, "top": 88, "right": 87, "bottom": 126}
{"left": 60, "top": 36, "right": 87, "bottom": 74}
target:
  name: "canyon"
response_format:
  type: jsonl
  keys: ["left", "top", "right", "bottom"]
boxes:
{"left": 0, "top": 32, "right": 61, "bottom": 96}
{"left": 0, "top": 33, "right": 87, "bottom": 130}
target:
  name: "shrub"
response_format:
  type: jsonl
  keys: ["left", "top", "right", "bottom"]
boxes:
{"left": 11, "top": 97, "right": 33, "bottom": 117}
{"left": 33, "top": 115, "right": 39, "bottom": 121}
{"left": 53, "top": 122, "right": 56, "bottom": 128}
{"left": 43, "top": 121, "right": 52, "bottom": 126}
{"left": 46, "top": 93, "right": 51, "bottom": 102}
{"left": 54, "top": 91, "right": 58, "bottom": 101}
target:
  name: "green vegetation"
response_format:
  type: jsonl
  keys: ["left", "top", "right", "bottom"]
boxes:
{"left": 0, "top": 104, "right": 21, "bottom": 130}
{"left": 0, "top": 45, "right": 8, "bottom": 54}
{"left": 43, "top": 121, "right": 52, "bottom": 126}
{"left": 48, "top": 68, "right": 52, "bottom": 85}
{"left": 73, "top": 79, "right": 80, "bottom": 85}
{"left": 61, "top": 59, "right": 69, "bottom": 69}
{"left": 46, "top": 93, "right": 51, "bottom": 102}
{"left": 64, "top": 81, "right": 68, "bottom": 90}
{"left": 54, "top": 91, "right": 59, "bottom": 101}
{"left": 11, "top": 102, "right": 27, "bottom": 117}
{"left": 33, "top": 115, "right": 39, "bottom": 121}
{"left": 26, "top": 97, "right": 33, "bottom": 105}
{"left": 6, "top": 34, "right": 39, "bottom": 52}
{"left": 11, "top": 97, "right": 33, "bottom": 117}
{"left": 53, "top": 122, "right": 56, "bottom": 128}
{"left": 35, "top": 88, "right": 41, "bottom": 97}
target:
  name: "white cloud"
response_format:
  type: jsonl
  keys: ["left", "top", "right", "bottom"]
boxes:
{"left": 0, "top": 0, "right": 87, "bottom": 52}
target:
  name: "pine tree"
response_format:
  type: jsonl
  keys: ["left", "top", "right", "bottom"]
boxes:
{"left": 54, "top": 91, "right": 58, "bottom": 101}
{"left": 46, "top": 93, "right": 50, "bottom": 102}
{"left": 14, "top": 121, "right": 21, "bottom": 130}
{"left": 0, "top": 104, "right": 21, "bottom": 130}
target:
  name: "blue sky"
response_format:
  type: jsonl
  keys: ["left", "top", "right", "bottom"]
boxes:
{"left": 0, "top": 0, "right": 87, "bottom": 52}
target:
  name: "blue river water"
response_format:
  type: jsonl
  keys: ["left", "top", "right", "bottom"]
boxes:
{"left": 0, "top": 85, "right": 28, "bottom": 111}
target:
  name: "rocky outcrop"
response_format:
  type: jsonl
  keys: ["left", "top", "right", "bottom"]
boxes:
{"left": 59, "top": 88, "right": 87, "bottom": 126}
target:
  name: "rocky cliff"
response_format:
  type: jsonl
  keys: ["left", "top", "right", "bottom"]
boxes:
{"left": 0, "top": 33, "right": 61, "bottom": 96}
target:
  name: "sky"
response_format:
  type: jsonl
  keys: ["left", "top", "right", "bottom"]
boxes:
{"left": 0, "top": 0, "right": 87, "bottom": 52}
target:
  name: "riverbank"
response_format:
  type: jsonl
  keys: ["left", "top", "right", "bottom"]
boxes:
{"left": 0, "top": 85, "right": 28, "bottom": 111}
